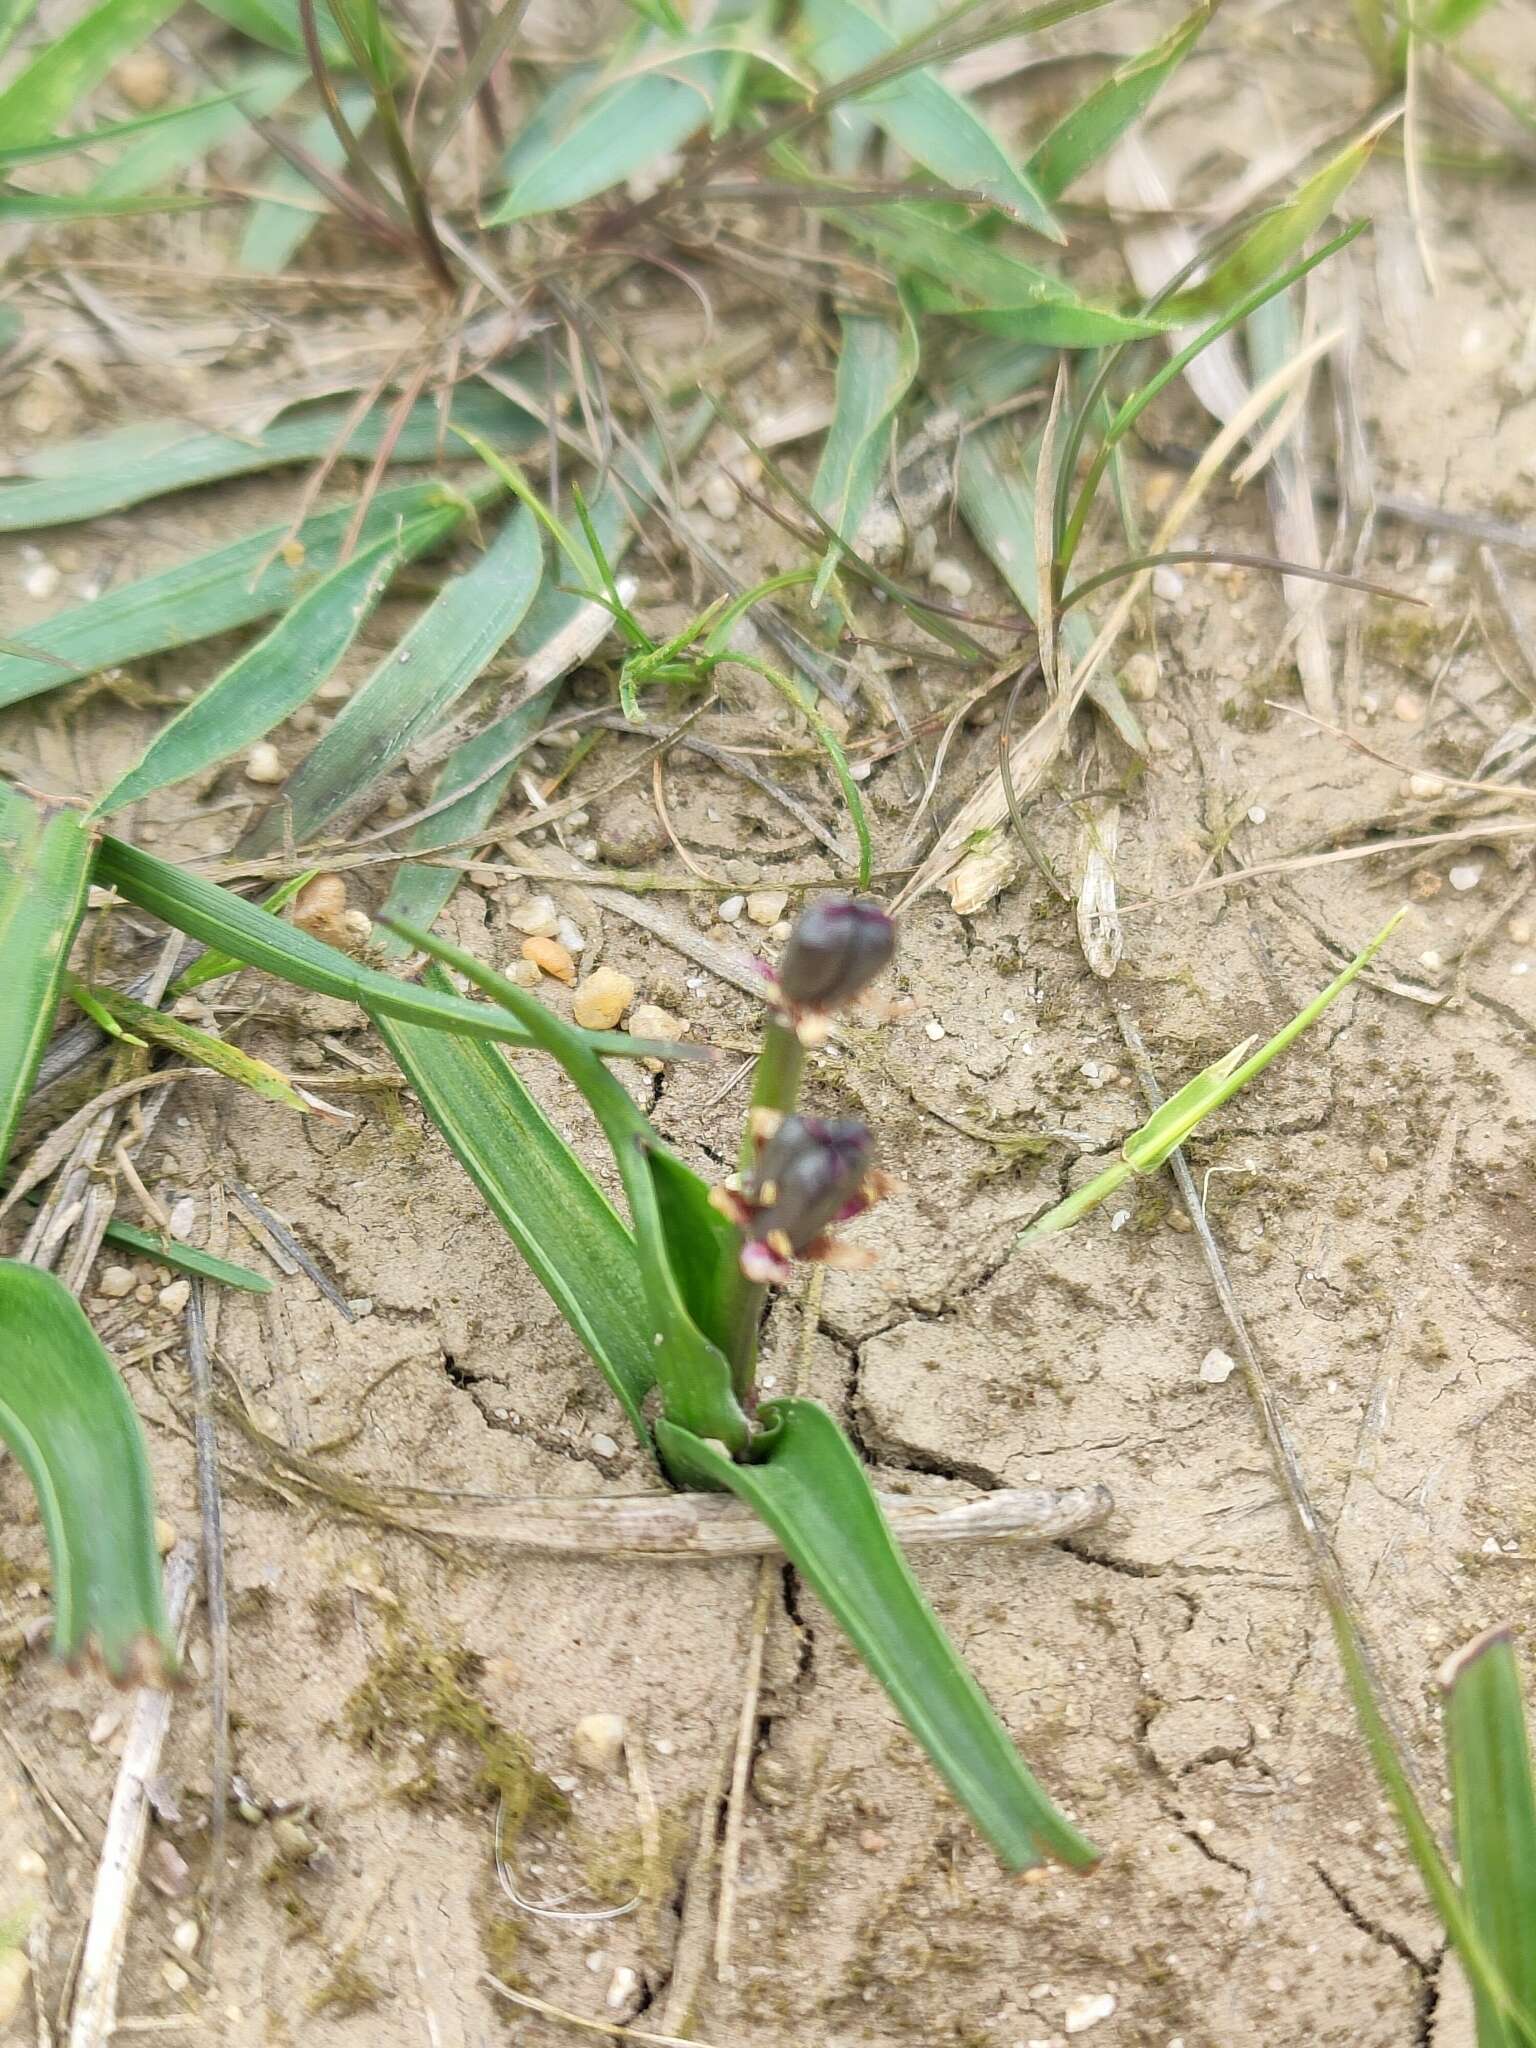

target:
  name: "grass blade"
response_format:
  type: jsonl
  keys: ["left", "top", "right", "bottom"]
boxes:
{"left": 0, "top": 1260, "right": 175, "bottom": 1684}
{"left": 0, "top": 0, "right": 179, "bottom": 145}
{"left": 485, "top": 42, "right": 731, "bottom": 222}
{"left": 810, "top": 302, "right": 918, "bottom": 604}
{"left": 1442, "top": 1630, "right": 1536, "bottom": 2046}
{"left": 240, "top": 502, "right": 542, "bottom": 853}
{"left": 0, "top": 792, "right": 93, "bottom": 1168}
{"left": 86, "top": 60, "right": 305, "bottom": 200}
{"left": 70, "top": 977, "right": 344, "bottom": 1118}
{"left": 373, "top": 978, "right": 658, "bottom": 1444}
{"left": 0, "top": 94, "right": 243, "bottom": 169}
{"left": 0, "top": 381, "right": 533, "bottom": 533}
{"left": 202, "top": 0, "right": 352, "bottom": 64}
{"left": 1027, "top": 2, "right": 1210, "bottom": 201}
{"left": 835, "top": 204, "right": 1166, "bottom": 346}
{"left": 93, "top": 490, "right": 470, "bottom": 816}
{"left": 91, "top": 835, "right": 691, "bottom": 1064}
{"left": 94, "top": 1218, "right": 271, "bottom": 1293}
{"left": 0, "top": 479, "right": 493, "bottom": 712}
{"left": 804, "top": 0, "right": 1061, "bottom": 237}
{"left": 657, "top": 1401, "right": 1101, "bottom": 1872}
{"left": 384, "top": 918, "right": 750, "bottom": 1451}
{"left": 237, "top": 86, "right": 376, "bottom": 271}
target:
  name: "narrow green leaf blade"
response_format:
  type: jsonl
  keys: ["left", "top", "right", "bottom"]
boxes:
{"left": 1443, "top": 1629, "right": 1536, "bottom": 2044}
{"left": 0, "top": 791, "right": 93, "bottom": 1168}
{"left": 241, "top": 502, "right": 541, "bottom": 853}
{"left": 485, "top": 51, "right": 728, "bottom": 222}
{"left": 0, "top": 0, "right": 179, "bottom": 144}
{"left": 657, "top": 1400, "right": 1101, "bottom": 1872}
{"left": 804, "top": 0, "right": 1060, "bottom": 237}
{"left": 73, "top": 977, "right": 340, "bottom": 1117}
{"left": 0, "top": 381, "right": 533, "bottom": 533}
{"left": 94, "top": 493, "right": 468, "bottom": 816}
{"left": 1027, "top": 3, "right": 1210, "bottom": 201}
{"left": 373, "top": 983, "right": 658, "bottom": 1444}
{"left": 0, "top": 93, "right": 241, "bottom": 169}
{"left": 810, "top": 303, "right": 919, "bottom": 603}
{"left": 87, "top": 59, "right": 303, "bottom": 199}
{"left": 91, "top": 835, "right": 689, "bottom": 1063}
{"left": 0, "top": 1260, "right": 174, "bottom": 1683}
{"left": 96, "top": 1217, "right": 271, "bottom": 1293}
{"left": 0, "top": 480, "right": 489, "bottom": 712}
{"left": 200, "top": 0, "right": 352, "bottom": 64}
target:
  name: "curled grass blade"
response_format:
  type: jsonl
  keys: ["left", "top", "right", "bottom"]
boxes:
{"left": 94, "top": 491, "right": 471, "bottom": 817}
{"left": 0, "top": 1260, "right": 175, "bottom": 1684}
{"left": 657, "top": 1401, "right": 1101, "bottom": 1872}
{"left": 0, "top": 791, "right": 93, "bottom": 1168}
{"left": 240, "top": 503, "right": 542, "bottom": 854}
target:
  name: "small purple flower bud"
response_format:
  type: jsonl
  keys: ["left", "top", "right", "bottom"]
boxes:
{"left": 776, "top": 897, "right": 894, "bottom": 1012}
{"left": 748, "top": 1115, "right": 874, "bottom": 1252}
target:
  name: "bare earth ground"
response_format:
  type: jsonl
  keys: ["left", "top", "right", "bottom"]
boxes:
{"left": 4, "top": 6, "right": 1536, "bottom": 2046}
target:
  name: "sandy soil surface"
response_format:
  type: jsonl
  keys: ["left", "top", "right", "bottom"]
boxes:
{"left": 3, "top": 4, "right": 1536, "bottom": 2045}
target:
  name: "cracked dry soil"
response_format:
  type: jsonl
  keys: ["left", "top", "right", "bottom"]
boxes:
{"left": 6, "top": 16, "right": 1536, "bottom": 2048}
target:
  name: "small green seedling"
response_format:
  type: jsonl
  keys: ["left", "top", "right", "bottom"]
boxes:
{"left": 1018, "top": 908, "right": 1407, "bottom": 1244}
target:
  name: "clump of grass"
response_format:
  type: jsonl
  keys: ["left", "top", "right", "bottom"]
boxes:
{"left": 307, "top": 1945, "right": 388, "bottom": 2018}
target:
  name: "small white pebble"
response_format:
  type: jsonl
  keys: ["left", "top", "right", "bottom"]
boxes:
{"left": 746, "top": 889, "right": 789, "bottom": 927}
{"left": 22, "top": 561, "right": 59, "bottom": 601}
{"left": 172, "top": 1920, "right": 200, "bottom": 1957}
{"left": 98, "top": 1265, "right": 134, "bottom": 1299}
{"left": 1408, "top": 772, "right": 1446, "bottom": 800}
{"left": 161, "top": 1963, "right": 191, "bottom": 1995}
{"left": 1121, "top": 651, "right": 1158, "bottom": 702}
{"left": 1449, "top": 864, "right": 1483, "bottom": 892}
{"left": 1483, "top": 1536, "right": 1502, "bottom": 1555}
{"left": 167, "top": 1196, "right": 195, "bottom": 1238}
{"left": 244, "top": 742, "right": 284, "bottom": 784}
{"left": 849, "top": 759, "right": 873, "bottom": 781}
{"left": 1246, "top": 805, "right": 1266, "bottom": 825}
{"left": 1392, "top": 690, "right": 1424, "bottom": 724}
{"left": 1064, "top": 1992, "right": 1116, "bottom": 2035}
{"left": 924, "top": 1019, "right": 946, "bottom": 1041}
{"left": 157, "top": 1279, "right": 190, "bottom": 1315}
{"left": 1200, "top": 1347, "right": 1238, "bottom": 1385}
{"left": 556, "top": 916, "right": 586, "bottom": 955}
{"left": 702, "top": 472, "right": 740, "bottom": 521}
{"left": 15, "top": 1848, "right": 46, "bottom": 1880}
{"left": 507, "top": 893, "right": 559, "bottom": 937}
{"left": 1109, "top": 1209, "right": 1130, "bottom": 1232}
{"left": 586, "top": 1950, "right": 610, "bottom": 1975}
{"left": 573, "top": 1713, "right": 627, "bottom": 1773}
{"left": 1419, "top": 950, "right": 1443, "bottom": 971}
{"left": 928, "top": 556, "right": 973, "bottom": 599}
{"left": 1425, "top": 555, "right": 1458, "bottom": 586}
{"left": 1509, "top": 916, "right": 1533, "bottom": 944}
{"left": 605, "top": 1964, "right": 641, "bottom": 2013}
{"left": 590, "top": 1433, "right": 619, "bottom": 1460}
{"left": 718, "top": 894, "right": 745, "bottom": 923}
{"left": 1512, "top": 959, "right": 1530, "bottom": 976}
{"left": 1151, "top": 567, "right": 1184, "bottom": 601}
{"left": 507, "top": 958, "right": 543, "bottom": 988}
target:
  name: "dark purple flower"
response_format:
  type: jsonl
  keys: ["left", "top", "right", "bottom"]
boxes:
{"left": 748, "top": 1115, "right": 874, "bottom": 1253}
{"left": 776, "top": 898, "right": 894, "bottom": 1013}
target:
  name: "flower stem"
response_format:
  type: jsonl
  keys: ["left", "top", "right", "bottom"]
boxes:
{"left": 723, "top": 1018, "right": 806, "bottom": 1396}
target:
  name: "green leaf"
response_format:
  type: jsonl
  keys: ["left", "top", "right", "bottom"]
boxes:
{"left": 809, "top": 302, "right": 919, "bottom": 604}
{"left": 0, "top": 0, "right": 41, "bottom": 61}
{"left": 0, "top": 792, "right": 93, "bottom": 1169}
{"left": 0, "top": 0, "right": 180, "bottom": 143}
{"left": 0, "top": 380, "right": 533, "bottom": 532}
{"left": 1443, "top": 1630, "right": 1536, "bottom": 2047}
{"left": 485, "top": 44, "right": 731, "bottom": 221}
{"left": 93, "top": 489, "right": 470, "bottom": 817}
{"left": 0, "top": 186, "right": 208, "bottom": 221}
{"left": 91, "top": 834, "right": 693, "bottom": 1064}
{"left": 96, "top": 1217, "right": 271, "bottom": 1293}
{"left": 0, "top": 479, "right": 494, "bottom": 713}
{"left": 0, "top": 93, "right": 241, "bottom": 169}
{"left": 69, "top": 976, "right": 342, "bottom": 1117}
{"left": 836, "top": 205, "right": 1166, "bottom": 346}
{"left": 656, "top": 1401, "right": 1101, "bottom": 1872}
{"left": 200, "top": 0, "right": 352, "bottom": 64}
{"left": 237, "top": 87, "right": 377, "bottom": 271}
{"left": 1019, "top": 910, "right": 1407, "bottom": 1244}
{"left": 87, "top": 58, "right": 304, "bottom": 199}
{"left": 803, "top": 0, "right": 1061, "bottom": 238}
{"left": 1426, "top": 0, "right": 1498, "bottom": 36}
{"left": 1027, "top": 3, "right": 1210, "bottom": 201}
{"left": 373, "top": 978, "right": 658, "bottom": 1445}
{"left": 0, "top": 1260, "right": 175, "bottom": 1684}
{"left": 1161, "top": 125, "right": 1380, "bottom": 321}
{"left": 240, "top": 502, "right": 542, "bottom": 854}
{"left": 383, "top": 919, "right": 750, "bottom": 1452}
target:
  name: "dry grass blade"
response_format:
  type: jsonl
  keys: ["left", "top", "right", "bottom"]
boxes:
{"left": 483, "top": 1975, "right": 718, "bottom": 2048}
{"left": 66, "top": 1542, "right": 199, "bottom": 2048}
{"left": 184, "top": 1284, "right": 228, "bottom": 1929}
